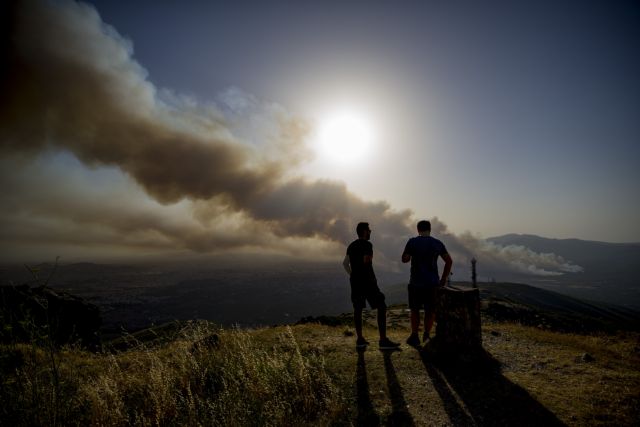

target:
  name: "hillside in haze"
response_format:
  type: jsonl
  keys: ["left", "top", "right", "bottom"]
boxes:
{"left": 2, "top": 260, "right": 638, "bottom": 335}
{"left": 1, "top": 232, "right": 638, "bottom": 335}
{"left": 486, "top": 234, "right": 640, "bottom": 309}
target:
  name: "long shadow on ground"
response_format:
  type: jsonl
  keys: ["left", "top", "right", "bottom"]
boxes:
{"left": 354, "top": 348, "right": 415, "bottom": 426}
{"left": 355, "top": 348, "right": 380, "bottom": 426}
{"left": 420, "top": 347, "right": 566, "bottom": 426}
{"left": 382, "top": 350, "right": 415, "bottom": 426}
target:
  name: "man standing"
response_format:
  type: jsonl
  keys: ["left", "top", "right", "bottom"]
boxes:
{"left": 343, "top": 222, "right": 400, "bottom": 350}
{"left": 402, "top": 220, "right": 453, "bottom": 347}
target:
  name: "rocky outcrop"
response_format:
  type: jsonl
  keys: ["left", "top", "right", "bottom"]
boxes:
{"left": 0, "top": 285, "right": 101, "bottom": 349}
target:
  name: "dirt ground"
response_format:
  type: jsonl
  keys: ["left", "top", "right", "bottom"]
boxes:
{"left": 273, "top": 309, "right": 640, "bottom": 426}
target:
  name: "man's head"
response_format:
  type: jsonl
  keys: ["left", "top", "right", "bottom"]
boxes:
{"left": 356, "top": 222, "right": 371, "bottom": 239}
{"left": 417, "top": 220, "right": 431, "bottom": 233}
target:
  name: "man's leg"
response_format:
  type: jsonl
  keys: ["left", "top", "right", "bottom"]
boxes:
{"left": 354, "top": 308, "right": 364, "bottom": 339}
{"left": 370, "top": 288, "right": 388, "bottom": 340}
{"left": 410, "top": 309, "right": 421, "bottom": 335}
{"left": 406, "top": 285, "right": 423, "bottom": 346}
{"left": 352, "top": 286, "right": 367, "bottom": 344}
{"left": 422, "top": 288, "right": 438, "bottom": 341}
{"left": 368, "top": 289, "right": 398, "bottom": 348}
{"left": 406, "top": 308, "right": 422, "bottom": 347}
{"left": 423, "top": 311, "right": 436, "bottom": 339}
{"left": 423, "top": 287, "right": 438, "bottom": 340}
{"left": 377, "top": 305, "right": 400, "bottom": 349}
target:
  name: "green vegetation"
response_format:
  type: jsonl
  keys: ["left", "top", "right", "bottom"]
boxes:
{"left": 1, "top": 311, "right": 639, "bottom": 426}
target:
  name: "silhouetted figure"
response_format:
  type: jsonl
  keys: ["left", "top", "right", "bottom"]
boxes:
{"left": 402, "top": 220, "right": 453, "bottom": 347}
{"left": 343, "top": 222, "right": 400, "bottom": 350}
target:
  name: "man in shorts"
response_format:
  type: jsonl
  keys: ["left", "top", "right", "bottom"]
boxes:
{"left": 343, "top": 222, "right": 400, "bottom": 350}
{"left": 402, "top": 220, "right": 453, "bottom": 347}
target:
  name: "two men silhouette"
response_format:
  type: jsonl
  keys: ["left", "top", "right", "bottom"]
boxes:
{"left": 343, "top": 220, "right": 452, "bottom": 350}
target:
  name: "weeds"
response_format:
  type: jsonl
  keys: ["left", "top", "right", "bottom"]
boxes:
{"left": 0, "top": 321, "right": 340, "bottom": 426}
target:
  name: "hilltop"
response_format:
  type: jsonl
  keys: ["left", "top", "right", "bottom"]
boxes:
{"left": 1, "top": 305, "right": 639, "bottom": 426}
{"left": 2, "top": 264, "right": 639, "bottom": 425}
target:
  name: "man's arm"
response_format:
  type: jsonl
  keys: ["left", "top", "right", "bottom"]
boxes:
{"left": 342, "top": 254, "right": 352, "bottom": 275}
{"left": 439, "top": 253, "right": 453, "bottom": 287}
{"left": 401, "top": 241, "right": 411, "bottom": 263}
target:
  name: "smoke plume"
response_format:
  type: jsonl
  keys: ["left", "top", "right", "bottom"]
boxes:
{"left": 0, "top": 0, "right": 582, "bottom": 276}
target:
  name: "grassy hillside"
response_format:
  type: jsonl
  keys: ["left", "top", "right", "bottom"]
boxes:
{"left": 1, "top": 309, "right": 639, "bottom": 426}
{"left": 478, "top": 282, "right": 640, "bottom": 333}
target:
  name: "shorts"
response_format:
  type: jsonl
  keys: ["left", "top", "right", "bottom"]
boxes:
{"left": 408, "top": 284, "right": 439, "bottom": 313}
{"left": 350, "top": 281, "right": 386, "bottom": 310}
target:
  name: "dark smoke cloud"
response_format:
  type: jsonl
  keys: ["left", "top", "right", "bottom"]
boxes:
{"left": 0, "top": 0, "right": 413, "bottom": 262}
{"left": 0, "top": 0, "right": 582, "bottom": 275}
{"left": 0, "top": 0, "right": 281, "bottom": 205}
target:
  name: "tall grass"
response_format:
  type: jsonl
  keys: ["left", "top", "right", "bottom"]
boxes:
{"left": 0, "top": 322, "right": 341, "bottom": 426}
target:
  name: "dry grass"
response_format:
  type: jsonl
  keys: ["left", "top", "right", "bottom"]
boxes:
{"left": 282, "top": 312, "right": 640, "bottom": 426}
{"left": 1, "top": 313, "right": 638, "bottom": 426}
{"left": 0, "top": 322, "right": 341, "bottom": 426}
{"left": 483, "top": 321, "right": 640, "bottom": 426}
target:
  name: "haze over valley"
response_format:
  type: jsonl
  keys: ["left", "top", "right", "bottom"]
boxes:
{"left": 3, "top": 233, "right": 638, "bottom": 334}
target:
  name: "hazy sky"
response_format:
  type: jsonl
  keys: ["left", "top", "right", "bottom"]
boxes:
{"left": 1, "top": 0, "right": 638, "bottom": 272}
{"left": 84, "top": 0, "right": 640, "bottom": 242}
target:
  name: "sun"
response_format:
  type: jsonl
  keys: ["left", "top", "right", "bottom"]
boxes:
{"left": 315, "top": 109, "right": 375, "bottom": 164}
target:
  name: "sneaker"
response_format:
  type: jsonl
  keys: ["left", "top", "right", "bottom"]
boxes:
{"left": 406, "top": 334, "right": 421, "bottom": 347}
{"left": 378, "top": 338, "right": 401, "bottom": 350}
{"left": 356, "top": 337, "right": 370, "bottom": 348}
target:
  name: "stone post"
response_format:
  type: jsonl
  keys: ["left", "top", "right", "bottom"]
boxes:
{"left": 471, "top": 257, "right": 477, "bottom": 288}
{"left": 433, "top": 286, "right": 482, "bottom": 359}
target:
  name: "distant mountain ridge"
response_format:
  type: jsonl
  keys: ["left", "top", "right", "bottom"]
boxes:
{"left": 488, "top": 233, "right": 640, "bottom": 254}
{"left": 486, "top": 233, "right": 640, "bottom": 309}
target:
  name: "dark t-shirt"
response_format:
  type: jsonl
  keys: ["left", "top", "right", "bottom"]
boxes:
{"left": 404, "top": 235, "right": 448, "bottom": 287}
{"left": 346, "top": 239, "right": 376, "bottom": 285}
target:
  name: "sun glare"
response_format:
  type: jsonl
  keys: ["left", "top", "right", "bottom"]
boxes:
{"left": 316, "top": 109, "right": 375, "bottom": 164}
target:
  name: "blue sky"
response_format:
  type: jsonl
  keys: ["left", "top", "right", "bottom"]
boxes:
{"left": 0, "top": 0, "right": 638, "bottom": 269}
